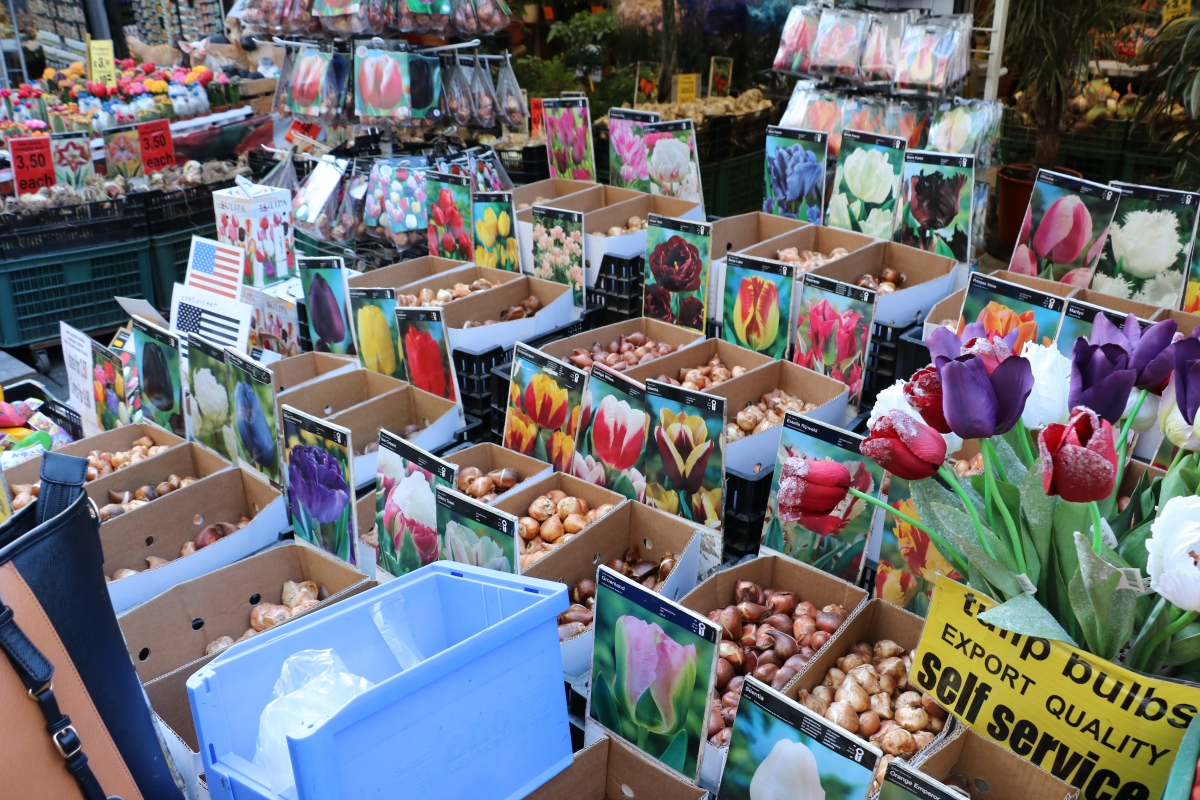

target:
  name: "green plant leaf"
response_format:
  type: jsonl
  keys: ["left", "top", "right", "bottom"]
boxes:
{"left": 1160, "top": 466, "right": 1199, "bottom": 508}
{"left": 967, "top": 475, "right": 1019, "bottom": 570}
{"left": 933, "top": 236, "right": 956, "bottom": 259}
{"left": 398, "top": 530, "right": 421, "bottom": 574}
{"left": 592, "top": 673, "right": 621, "bottom": 731}
{"left": 991, "top": 436, "right": 1028, "bottom": 485}
{"left": 1020, "top": 460, "right": 1056, "bottom": 576}
{"left": 660, "top": 729, "right": 689, "bottom": 773}
{"left": 1165, "top": 623, "right": 1200, "bottom": 667}
{"left": 1068, "top": 532, "right": 1137, "bottom": 660}
{"left": 977, "top": 592, "right": 1078, "bottom": 646}
{"left": 763, "top": 515, "right": 783, "bottom": 551}
{"left": 930, "top": 502, "right": 1021, "bottom": 600}
{"left": 1117, "top": 518, "right": 1154, "bottom": 572}
{"left": 1052, "top": 501, "right": 1089, "bottom": 585}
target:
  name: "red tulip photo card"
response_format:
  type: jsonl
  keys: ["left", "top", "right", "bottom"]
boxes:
{"left": 396, "top": 306, "right": 459, "bottom": 405}
{"left": 375, "top": 429, "right": 458, "bottom": 579}
{"left": 1011, "top": 169, "right": 1120, "bottom": 286}
{"left": 643, "top": 379, "right": 726, "bottom": 532}
{"left": 504, "top": 342, "right": 587, "bottom": 472}
{"left": 353, "top": 47, "right": 411, "bottom": 122}
{"left": 281, "top": 405, "right": 357, "bottom": 565}
{"left": 793, "top": 273, "right": 875, "bottom": 405}
{"left": 958, "top": 272, "right": 1066, "bottom": 355}
{"left": 573, "top": 363, "right": 649, "bottom": 502}
{"left": 587, "top": 565, "right": 720, "bottom": 782}
{"left": 895, "top": 150, "right": 975, "bottom": 264}
{"left": 425, "top": 170, "right": 474, "bottom": 261}
{"left": 721, "top": 253, "right": 794, "bottom": 360}
{"left": 644, "top": 214, "right": 713, "bottom": 334}
{"left": 761, "top": 412, "right": 884, "bottom": 584}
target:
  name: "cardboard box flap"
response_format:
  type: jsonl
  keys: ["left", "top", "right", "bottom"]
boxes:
{"left": 88, "top": 442, "right": 230, "bottom": 510}
{"left": 120, "top": 542, "right": 368, "bottom": 683}
{"left": 266, "top": 352, "right": 358, "bottom": 394}
{"left": 439, "top": 276, "right": 570, "bottom": 330}
{"left": 277, "top": 370, "right": 407, "bottom": 419}
{"left": 513, "top": 178, "right": 597, "bottom": 211}
{"left": 740, "top": 225, "right": 876, "bottom": 261}
{"left": 346, "top": 256, "right": 471, "bottom": 290}
{"left": 915, "top": 727, "right": 1076, "bottom": 800}
{"left": 985, "top": 269, "right": 1077, "bottom": 300}
{"left": 327, "top": 386, "right": 456, "bottom": 452}
{"left": 710, "top": 360, "right": 849, "bottom": 417}
{"left": 622, "top": 338, "right": 773, "bottom": 385}
{"left": 147, "top": 668, "right": 202, "bottom": 751}
{"left": 3, "top": 423, "right": 185, "bottom": 486}
{"left": 391, "top": 265, "right": 523, "bottom": 300}
{"left": 535, "top": 319, "right": 706, "bottom": 364}
{"left": 710, "top": 212, "right": 808, "bottom": 260}
{"left": 606, "top": 737, "right": 707, "bottom": 800}
{"left": 1153, "top": 307, "right": 1200, "bottom": 337}
{"left": 526, "top": 738, "right": 610, "bottom": 800}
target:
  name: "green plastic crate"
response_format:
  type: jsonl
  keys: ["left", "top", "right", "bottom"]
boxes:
{"left": 295, "top": 230, "right": 356, "bottom": 260}
{"left": 149, "top": 223, "right": 217, "bottom": 309}
{"left": 703, "top": 149, "right": 766, "bottom": 217}
{"left": 0, "top": 239, "right": 154, "bottom": 347}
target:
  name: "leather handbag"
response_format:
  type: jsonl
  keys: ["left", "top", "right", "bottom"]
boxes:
{"left": 0, "top": 452, "right": 183, "bottom": 800}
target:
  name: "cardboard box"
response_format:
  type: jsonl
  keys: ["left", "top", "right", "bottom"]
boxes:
{"left": 1072, "top": 288, "right": 1160, "bottom": 322}
{"left": 525, "top": 736, "right": 706, "bottom": 800}
{"left": 680, "top": 553, "right": 868, "bottom": 788}
{"left": 136, "top": 543, "right": 373, "bottom": 800}
{"left": 708, "top": 360, "right": 851, "bottom": 474}
{"left": 581, "top": 193, "right": 704, "bottom": 287}
{"left": 441, "top": 275, "right": 574, "bottom": 353}
{"left": 914, "top": 726, "right": 1076, "bottom": 800}
{"left": 524, "top": 500, "right": 704, "bottom": 676}
{"left": 90, "top": 441, "right": 231, "bottom": 517}
{"left": 104, "top": 468, "right": 289, "bottom": 613}
{"left": 2, "top": 423, "right": 186, "bottom": 487}
{"left": 1153, "top": 307, "right": 1200, "bottom": 337}
{"left": 390, "top": 264, "right": 524, "bottom": 300}
{"left": 355, "top": 490, "right": 378, "bottom": 581}
{"left": 708, "top": 212, "right": 810, "bottom": 316}
{"left": 345, "top": 256, "right": 472, "bottom": 290}
{"left": 515, "top": 179, "right": 598, "bottom": 274}
{"left": 265, "top": 351, "right": 358, "bottom": 395}
{"left": 326, "top": 385, "right": 461, "bottom": 486}
{"left": 275, "top": 369, "right": 407, "bottom": 425}
{"left": 738, "top": 225, "right": 876, "bottom": 262}
{"left": 985, "top": 269, "right": 1078, "bottom": 300}
{"left": 532, "top": 318, "right": 707, "bottom": 366}
{"left": 815, "top": 241, "right": 956, "bottom": 326}
{"left": 444, "top": 442, "right": 554, "bottom": 503}
{"left": 923, "top": 287, "right": 967, "bottom": 342}
{"left": 622, "top": 338, "right": 774, "bottom": 386}
{"left": 212, "top": 183, "right": 294, "bottom": 288}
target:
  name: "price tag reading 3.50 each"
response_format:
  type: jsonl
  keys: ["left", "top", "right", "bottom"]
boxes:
{"left": 10, "top": 137, "right": 55, "bottom": 194}
{"left": 138, "top": 119, "right": 175, "bottom": 173}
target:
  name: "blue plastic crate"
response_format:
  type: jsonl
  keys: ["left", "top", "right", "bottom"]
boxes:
{"left": 188, "top": 562, "right": 572, "bottom": 800}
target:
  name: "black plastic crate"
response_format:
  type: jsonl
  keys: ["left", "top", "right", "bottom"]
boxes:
{"left": 490, "top": 362, "right": 512, "bottom": 421}
{"left": 430, "top": 414, "right": 483, "bottom": 455}
{"left": 598, "top": 252, "right": 643, "bottom": 280}
{"left": 724, "top": 510, "right": 766, "bottom": 560}
{"left": 724, "top": 463, "right": 774, "bottom": 558}
{"left": 894, "top": 325, "right": 931, "bottom": 384}
{"left": 861, "top": 318, "right": 920, "bottom": 407}
{"left": 132, "top": 179, "right": 235, "bottom": 232}
{"left": 0, "top": 198, "right": 149, "bottom": 260}
{"left": 694, "top": 116, "right": 733, "bottom": 163}
{"left": 460, "top": 389, "right": 492, "bottom": 417}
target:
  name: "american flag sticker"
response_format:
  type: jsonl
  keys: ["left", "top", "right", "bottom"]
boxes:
{"left": 185, "top": 236, "right": 245, "bottom": 299}
{"left": 177, "top": 302, "right": 244, "bottom": 358}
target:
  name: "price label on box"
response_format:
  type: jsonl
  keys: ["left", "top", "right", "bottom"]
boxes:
{"left": 10, "top": 137, "right": 55, "bottom": 194}
{"left": 672, "top": 73, "right": 699, "bottom": 104}
{"left": 138, "top": 119, "right": 175, "bottom": 172}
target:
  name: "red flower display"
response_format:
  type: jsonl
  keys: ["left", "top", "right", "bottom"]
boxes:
{"left": 405, "top": 326, "right": 452, "bottom": 400}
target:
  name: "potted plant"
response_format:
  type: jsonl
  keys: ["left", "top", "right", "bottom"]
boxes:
{"left": 1131, "top": 16, "right": 1200, "bottom": 187}
{"left": 548, "top": 9, "right": 618, "bottom": 81}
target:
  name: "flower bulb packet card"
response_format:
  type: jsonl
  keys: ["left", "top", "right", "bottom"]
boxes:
{"left": 52, "top": 131, "right": 94, "bottom": 186}
{"left": 716, "top": 677, "right": 880, "bottom": 800}
{"left": 763, "top": 126, "right": 828, "bottom": 223}
{"left": 878, "top": 758, "right": 963, "bottom": 800}
{"left": 92, "top": 341, "right": 127, "bottom": 432}
{"left": 186, "top": 333, "right": 234, "bottom": 461}
{"left": 643, "top": 119, "right": 704, "bottom": 207}
{"left": 362, "top": 157, "right": 430, "bottom": 248}
{"left": 543, "top": 97, "right": 596, "bottom": 181}
{"left": 573, "top": 364, "right": 649, "bottom": 501}
{"left": 131, "top": 316, "right": 183, "bottom": 437}
{"left": 773, "top": 4, "right": 820, "bottom": 74}
{"left": 896, "top": 150, "right": 975, "bottom": 263}
{"left": 762, "top": 412, "right": 884, "bottom": 583}
{"left": 282, "top": 405, "right": 357, "bottom": 564}
{"left": 609, "top": 108, "right": 661, "bottom": 193}
{"left": 287, "top": 48, "right": 333, "bottom": 118}
{"left": 470, "top": 151, "right": 513, "bottom": 192}
{"left": 1055, "top": 299, "right": 1153, "bottom": 358}
{"left": 810, "top": 7, "right": 869, "bottom": 78}
{"left": 60, "top": 322, "right": 99, "bottom": 434}
{"left": 504, "top": 342, "right": 587, "bottom": 471}
{"left": 435, "top": 485, "right": 518, "bottom": 573}
{"left": 425, "top": 170, "right": 474, "bottom": 261}
{"left": 709, "top": 57, "right": 733, "bottom": 98}
{"left": 860, "top": 12, "right": 907, "bottom": 84}
{"left": 376, "top": 428, "right": 458, "bottom": 578}
{"left": 300, "top": 257, "right": 356, "bottom": 355}
{"left": 643, "top": 379, "right": 725, "bottom": 530}
{"left": 895, "top": 21, "right": 959, "bottom": 93}
{"left": 531, "top": 205, "right": 586, "bottom": 309}
{"left": 473, "top": 191, "right": 520, "bottom": 272}
{"left": 354, "top": 47, "right": 412, "bottom": 122}
{"left": 225, "top": 348, "right": 282, "bottom": 486}
{"left": 644, "top": 215, "right": 713, "bottom": 334}
{"left": 293, "top": 157, "right": 349, "bottom": 238}
{"left": 959, "top": 272, "right": 1066, "bottom": 355}
{"left": 396, "top": 306, "right": 459, "bottom": 405}
{"left": 103, "top": 125, "right": 144, "bottom": 182}
{"left": 349, "top": 288, "right": 407, "bottom": 381}
{"left": 828, "top": 129, "right": 906, "bottom": 239}
{"left": 722, "top": 254, "right": 794, "bottom": 360}
{"left": 872, "top": 474, "right": 963, "bottom": 615}
{"left": 1098, "top": 182, "right": 1200, "bottom": 310}
{"left": 794, "top": 273, "right": 875, "bottom": 405}
{"left": 588, "top": 565, "right": 719, "bottom": 782}
{"left": 1012, "top": 169, "right": 1120, "bottom": 284}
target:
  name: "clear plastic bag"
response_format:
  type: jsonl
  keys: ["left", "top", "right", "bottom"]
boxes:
{"left": 442, "top": 54, "right": 474, "bottom": 127}
{"left": 363, "top": 158, "right": 430, "bottom": 248}
{"left": 355, "top": 46, "right": 412, "bottom": 126}
{"left": 252, "top": 649, "right": 373, "bottom": 796}
{"left": 450, "top": 0, "right": 480, "bottom": 35}
{"left": 287, "top": 47, "right": 340, "bottom": 125}
{"left": 282, "top": 0, "right": 322, "bottom": 34}
{"left": 473, "top": 0, "right": 510, "bottom": 34}
{"left": 810, "top": 8, "right": 868, "bottom": 79}
{"left": 317, "top": 0, "right": 386, "bottom": 35}
{"left": 895, "top": 21, "right": 960, "bottom": 93}
{"left": 773, "top": 5, "right": 820, "bottom": 75}
{"left": 469, "top": 55, "right": 499, "bottom": 129}
{"left": 241, "top": 0, "right": 288, "bottom": 34}
{"left": 272, "top": 48, "right": 296, "bottom": 116}
{"left": 260, "top": 151, "right": 300, "bottom": 193}
{"left": 495, "top": 53, "right": 525, "bottom": 128}
{"left": 293, "top": 157, "right": 350, "bottom": 241}
{"left": 396, "top": 0, "right": 451, "bottom": 34}
{"left": 332, "top": 162, "right": 368, "bottom": 243}
{"left": 860, "top": 12, "right": 906, "bottom": 84}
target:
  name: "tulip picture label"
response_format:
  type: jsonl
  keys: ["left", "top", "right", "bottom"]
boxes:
{"left": 354, "top": 48, "right": 411, "bottom": 122}
{"left": 716, "top": 677, "right": 879, "bottom": 800}
{"left": 762, "top": 412, "right": 884, "bottom": 583}
{"left": 573, "top": 364, "right": 649, "bottom": 501}
{"left": 794, "top": 273, "right": 876, "bottom": 403}
{"left": 530, "top": 205, "right": 586, "bottom": 308}
{"left": 435, "top": 485, "right": 516, "bottom": 573}
{"left": 959, "top": 273, "right": 1066, "bottom": 355}
{"left": 224, "top": 348, "right": 281, "bottom": 486}
{"left": 873, "top": 474, "right": 962, "bottom": 615}
{"left": 1011, "top": 169, "right": 1120, "bottom": 285}
{"left": 643, "top": 119, "right": 705, "bottom": 207}
{"left": 376, "top": 431, "right": 457, "bottom": 578}
{"left": 896, "top": 150, "right": 975, "bottom": 263}
{"left": 470, "top": 152, "right": 513, "bottom": 193}
{"left": 644, "top": 379, "right": 726, "bottom": 530}
{"left": 1095, "top": 181, "right": 1200, "bottom": 310}
{"left": 473, "top": 192, "right": 520, "bottom": 272}
{"left": 505, "top": 343, "right": 586, "bottom": 471}
{"left": 1055, "top": 299, "right": 1153, "bottom": 358}
{"left": 103, "top": 125, "right": 144, "bottom": 181}
{"left": 395, "top": 307, "right": 458, "bottom": 404}
{"left": 281, "top": 406, "right": 357, "bottom": 565}
{"left": 722, "top": 254, "right": 795, "bottom": 359}
{"left": 348, "top": 288, "right": 408, "bottom": 382}
{"left": 286, "top": 48, "right": 332, "bottom": 117}
{"left": 426, "top": 171, "right": 474, "bottom": 262}
{"left": 609, "top": 108, "right": 661, "bottom": 194}
{"left": 878, "top": 760, "right": 961, "bottom": 800}
{"left": 300, "top": 258, "right": 356, "bottom": 355}
{"left": 91, "top": 339, "right": 126, "bottom": 432}
{"left": 186, "top": 333, "right": 234, "bottom": 461}
{"left": 762, "top": 125, "right": 827, "bottom": 223}
{"left": 50, "top": 131, "right": 94, "bottom": 187}
{"left": 644, "top": 214, "right": 714, "bottom": 333}
{"left": 828, "top": 129, "right": 906, "bottom": 240}
{"left": 131, "top": 316, "right": 183, "bottom": 438}
{"left": 543, "top": 97, "right": 597, "bottom": 182}
{"left": 588, "top": 565, "right": 719, "bottom": 780}
{"left": 363, "top": 157, "right": 430, "bottom": 248}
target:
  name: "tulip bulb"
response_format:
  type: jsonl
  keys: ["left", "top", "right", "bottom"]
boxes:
{"left": 800, "top": 689, "right": 830, "bottom": 716}
{"left": 205, "top": 636, "right": 234, "bottom": 656}
{"left": 766, "top": 590, "right": 798, "bottom": 616}
{"left": 753, "top": 663, "right": 779, "bottom": 684}
{"left": 737, "top": 601, "right": 768, "bottom": 623}
{"left": 874, "top": 639, "right": 904, "bottom": 659}
{"left": 878, "top": 727, "right": 917, "bottom": 757}
{"left": 572, "top": 578, "right": 596, "bottom": 605}
{"left": 250, "top": 602, "right": 290, "bottom": 632}
{"left": 816, "top": 608, "right": 846, "bottom": 633}
{"left": 518, "top": 517, "right": 541, "bottom": 541}
{"left": 824, "top": 667, "right": 846, "bottom": 689}
{"left": 528, "top": 496, "right": 556, "bottom": 521}
{"left": 735, "top": 580, "right": 763, "bottom": 604}
{"left": 825, "top": 701, "right": 859, "bottom": 733}
{"left": 858, "top": 711, "right": 881, "bottom": 737}
{"left": 458, "top": 467, "right": 483, "bottom": 491}
{"left": 539, "top": 514, "right": 565, "bottom": 542}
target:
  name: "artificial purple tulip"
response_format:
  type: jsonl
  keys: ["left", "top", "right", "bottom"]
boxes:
{"left": 1090, "top": 313, "right": 1177, "bottom": 391}
{"left": 1068, "top": 338, "right": 1136, "bottom": 426}
{"left": 936, "top": 352, "right": 1033, "bottom": 439}
{"left": 926, "top": 324, "right": 1017, "bottom": 364}
{"left": 1174, "top": 337, "right": 1200, "bottom": 426}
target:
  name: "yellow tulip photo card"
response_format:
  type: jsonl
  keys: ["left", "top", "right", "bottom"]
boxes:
{"left": 473, "top": 191, "right": 520, "bottom": 272}
{"left": 721, "top": 253, "right": 794, "bottom": 360}
{"left": 504, "top": 342, "right": 587, "bottom": 472}
{"left": 348, "top": 287, "right": 407, "bottom": 381}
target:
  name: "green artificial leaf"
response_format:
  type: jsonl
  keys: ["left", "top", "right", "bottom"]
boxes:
{"left": 991, "top": 437, "right": 1028, "bottom": 485}
{"left": 660, "top": 729, "right": 689, "bottom": 773}
{"left": 1109, "top": 472, "right": 1144, "bottom": 539}
{"left": 1165, "top": 623, "right": 1200, "bottom": 667}
{"left": 1161, "top": 466, "right": 1199, "bottom": 509}
{"left": 1117, "top": 518, "right": 1154, "bottom": 573}
{"left": 1044, "top": 544, "right": 1083, "bottom": 645}
{"left": 1125, "top": 596, "right": 1170, "bottom": 671}
{"left": 592, "top": 673, "right": 621, "bottom": 731}
{"left": 1020, "top": 460, "right": 1056, "bottom": 575}
{"left": 1052, "top": 501, "right": 1089, "bottom": 586}
{"left": 763, "top": 516, "right": 784, "bottom": 552}
{"left": 977, "top": 592, "right": 1078, "bottom": 646}
{"left": 1139, "top": 476, "right": 1161, "bottom": 520}
{"left": 999, "top": 427, "right": 1035, "bottom": 468}
{"left": 1020, "top": 524, "right": 1042, "bottom": 590}
{"left": 931, "top": 502, "right": 1021, "bottom": 600}
{"left": 967, "top": 475, "right": 1019, "bottom": 571}
{"left": 1069, "top": 532, "right": 1137, "bottom": 660}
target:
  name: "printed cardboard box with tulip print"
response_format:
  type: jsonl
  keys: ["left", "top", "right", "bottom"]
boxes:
{"left": 504, "top": 343, "right": 588, "bottom": 471}
{"left": 706, "top": 212, "right": 810, "bottom": 320}
{"left": 132, "top": 316, "right": 185, "bottom": 438}
{"left": 531, "top": 205, "right": 587, "bottom": 310}
{"left": 644, "top": 379, "right": 726, "bottom": 533}
{"left": 213, "top": 183, "right": 294, "bottom": 288}
{"left": 281, "top": 406, "right": 358, "bottom": 565}
{"left": 721, "top": 254, "right": 795, "bottom": 360}
{"left": 224, "top": 348, "right": 282, "bottom": 486}
{"left": 347, "top": 288, "right": 407, "bottom": 382}
{"left": 374, "top": 429, "right": 457, "bottom": 578}
{"left": 1009, "top": 169, "right": 1120, "bottom": 286}
{"left": 426, "top": 171, "right": 474, "bottom": 262}
{"left": 474, "top": 191, "right": 521, "bottom": 272}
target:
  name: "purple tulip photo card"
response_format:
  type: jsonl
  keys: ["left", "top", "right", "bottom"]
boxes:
{"left": 1054, "top": 299, "right": 1153, "bottom": 358}
{"left": 895, "top": 150, "right": 974, "bottom": 264}
{"left": 644, "top": 119, "right": 705, "bottom": 207}
{"left": 587, "top": 564, "right": 720, "bottom": 782}
{"left": 435, "top": 484, "right": 518, "bottom": 574}
{"left": 762, "top": 126, "right": 828, "bottom": 224}
{"left": 573, "top": 363, "right": 649, "bottom": 502}
{"left": 299, "top": 256, "right": 356, "bottom": 356}
{"left": 644, "top": 379, "right": 726, "bottom": 531}
{"left": 375, "top": 429, "right": 458, "bottom": 578}
{"left": 281, "top": 405, "right": 357, "bottom": 565}
{"left": 715, "top": 677, "right": 880, "bottom": 800}
{"left": 225, "top": 347, "right": 282, "bottom": 487}
{"left": 609, "top": 108, "right": 661, "bottom": 194}
{"left": 543, "top": 97, "right": 597, "bottom": 181}
{"left": 794, "top": 273, "right": 876, "bottom": 405}
{"left": 761, "top": 412, "right": 885, "bottom": 584}
{"left": 644, "top": 214, "right": 714, "bottom": 334}
{"left": 1010, "top": 169, "right": 1120, "bottom": 286}
{"left": 958, "top": 272, "right": 1067, "bottom": 354}
{"left": 131, "top": 315, "right": 183, "bottom": 438}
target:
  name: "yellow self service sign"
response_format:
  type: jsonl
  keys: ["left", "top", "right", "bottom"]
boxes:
{"left": 88, "top": 39, "right": 116, "bottom": 88}
{"left": 1163, "top": 0, "right": 1191, "bottom": 26}
{"left": 913, "top": 576, "right": 1196, "bottom": 800}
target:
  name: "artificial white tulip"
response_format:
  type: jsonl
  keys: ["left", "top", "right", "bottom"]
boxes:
{"left": 1122, "top": 391, "right": 1160, "bottom": 433}
{"left": 1020, "top": 343, "right": 1071, "bottom": 430}
{"left": 1147, "top": 495, "right": 1200, "bottom": 613}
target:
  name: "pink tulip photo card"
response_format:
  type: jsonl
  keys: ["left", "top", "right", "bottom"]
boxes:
{"left": 609, "top": 108, "right": 661, "bottom": 194}
{"left": 587, "top": 564, "right": 720, "bottom": 782}
{"left": 543, "top": 96, "right": 597, "bottom": 181}
{"left": 793, "top": 272, "right": 876, "bottom": 405}
{"left": 434, "top": 484, "right": 519, "bottom": 574}
{"left": 531, "top": 205, "right": 586, "bottom": 309}
{"left": 643, "top": 119, "right": 705, "bottom": 207}
{"left": 573, "top": 363, "right": 648, "bottom": 502}
{"left": 1010, "top": 169, "right": 1120, "bottom": 286}
{"left": 375, "top": 429, "right": 458, "bottom": 578}
{"left": 958, "top": 272, "right": 1067, "bottom": 355}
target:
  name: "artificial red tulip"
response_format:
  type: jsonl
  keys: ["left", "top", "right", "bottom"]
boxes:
{"left": 860, "top": 410, "right": 946, "bottom": 481}
{"left": 1038, "top": 407, "right": 1117, "bottom": 503}
{"left": 903, "top": 365, "right": 949, "bottom": 434}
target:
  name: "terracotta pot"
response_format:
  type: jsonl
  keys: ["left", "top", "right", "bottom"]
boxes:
{"left": 996, "top": 163, "right": 1082, "bottom": 249}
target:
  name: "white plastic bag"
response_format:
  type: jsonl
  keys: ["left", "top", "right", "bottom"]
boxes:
{"left": 252, "top": 649, "right": 373, "bottom": 794}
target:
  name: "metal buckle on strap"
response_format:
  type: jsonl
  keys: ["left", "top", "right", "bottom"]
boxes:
{"left": 53, "top": 725, "right": 82, "bottom": 759}
{"left": 27, "top": 681, "right": 51, "bottom": 701}
{"left": 86, "top": 498, "right": 100, "bottom": 522}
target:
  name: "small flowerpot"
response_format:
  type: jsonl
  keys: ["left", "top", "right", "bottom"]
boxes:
{"left": 521, "top": 3, "right": 538, "bottom": 21}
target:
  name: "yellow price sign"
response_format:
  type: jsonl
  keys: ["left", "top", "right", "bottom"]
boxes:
{"left": 913, "top": 576, "right": 1196, "bottom": 800}
{"left": 673, "top": 73, "right": 699, "bottom": 104}
{"left": 1164, "top": 0, "right": 1192, "bottom": 25}
{"left": 88, "top": 39, "right": 116, "bottom": 89}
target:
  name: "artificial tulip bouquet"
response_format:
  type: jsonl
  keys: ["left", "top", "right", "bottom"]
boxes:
{"left": 795, "top": 312, "right": 1200, "bottom": 678}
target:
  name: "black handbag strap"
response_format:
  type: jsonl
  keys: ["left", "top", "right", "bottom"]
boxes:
{"left": 0, "top": 453, "right": 119, "bottom": 800}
